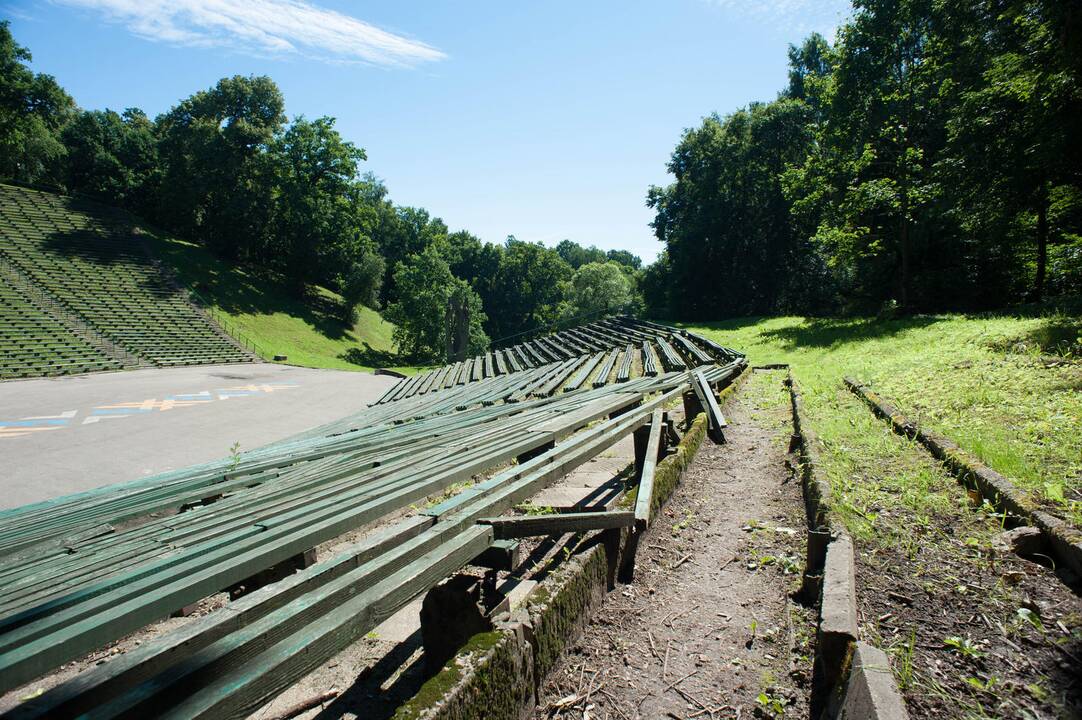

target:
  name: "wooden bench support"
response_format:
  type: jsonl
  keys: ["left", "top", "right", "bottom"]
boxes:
{"left": 633, "top": 409, "right": 665, "bottom": 530}
{"left": 469, "top": 539, "right": 522, "bottom": 571}
{"left": 693, "top": 370, "right": 727, "bottom": 443}
{"left": 420, "top": 574, "right": 494, "bottom": 672}
{"left": 516, "top": 439, "right": 555, "bottom": 464}
{"left": 683, "top": 390, "right": 703, "bottom": 425}
{"left": 621, "top": 409, "right": 665, "bottom": 583}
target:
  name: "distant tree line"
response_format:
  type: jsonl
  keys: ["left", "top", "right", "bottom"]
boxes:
{"left": 645, "top": 0, "right": 1082, "bottom": 319}
{"left": 0, "top": 21, "right": 643, "bottom": 360}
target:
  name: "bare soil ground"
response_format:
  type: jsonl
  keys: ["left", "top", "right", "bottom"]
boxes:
{"left": 532, "top": 369, "right": 816, "bottom": 720}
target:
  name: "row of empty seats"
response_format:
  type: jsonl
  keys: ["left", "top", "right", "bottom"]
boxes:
{"left": 0, "top": 282, "right": 123, "bottom": 379}
{"left": 0, "top": 184, "right": 253, "bottom": 376}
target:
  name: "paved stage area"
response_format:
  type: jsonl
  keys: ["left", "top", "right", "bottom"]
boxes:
{"left": 0, "top": 363, "right": 397, "bottom": 509}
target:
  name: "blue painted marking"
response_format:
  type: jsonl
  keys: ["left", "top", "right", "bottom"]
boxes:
{"left": 0, "top": 419, "right": 69, "bottom": 427}
{"left": 91, "top": 408, "right": 153, "bottom": 416}
{"left": 169, "top": 392, "right": 213, "bottom": 401}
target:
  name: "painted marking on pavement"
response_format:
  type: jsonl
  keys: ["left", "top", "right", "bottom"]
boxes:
{"left": 1, "top": 383, "right": 300, "bottom": 437}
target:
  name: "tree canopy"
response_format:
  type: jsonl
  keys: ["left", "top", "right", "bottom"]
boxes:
{"left": 646, "top": 1, "right": 1082, "bottom": 317}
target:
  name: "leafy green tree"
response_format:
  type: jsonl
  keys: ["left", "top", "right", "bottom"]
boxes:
{"left": 155, "top": 75, "right": 285, "bottom": 261}
{"left": 485, "top": 238, "right": 573, "bottom": 341}
{"left": 649, "top": 99, "right": 820, "bottom": 318}
{"left": 375, "top": 206, "right": 449, "bottom": 304}
{"left": 62, "top": 108, "right": 158, "bottom": 210}
{"left": 0, "top": 21, "right": 75, "bottom": 185}
{"left": 605, "top": 249, "right": 642, "bottom": 271}
{"left": 640, "top": 251, "right": 673, "bottom": 318}
{"left": 555, "top": 239, "right": 607, "bottom": 269}
{"left": 941, "top": 0, "right": 1082, "bottom": 301}
{"left": 385, "top": 246, "right": 488, "bottom": 361}
{"left": 269, "top": 115, "right": 365, "bottom": 292}
{"left": 562, "top": 261, "right": 633, "bottom": 319}
{"left": 336, "top": 243, "right": 384, "bottom": 322}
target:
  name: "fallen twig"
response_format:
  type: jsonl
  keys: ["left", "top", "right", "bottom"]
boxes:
{"left": 264, "top": 690, "right": 338, "bottom": 720}
{"left": 597, "top": 688, "right": 631, "bottom": 720}
{"left": 666, "top": 604, "right": 700, "bottom": 628}
{"left": 662, "top": 668, "right": 699, "bottom": 694}
{"left": 670, "top": 552, "right": 694, "bottom": 570}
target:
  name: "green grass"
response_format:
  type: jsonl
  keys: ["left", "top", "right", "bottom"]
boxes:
{"left": 142, "top": 231, "right": 422, "bottom": 374}
{"left": 682, "top": 312, "right": 1082, "bottom": 528}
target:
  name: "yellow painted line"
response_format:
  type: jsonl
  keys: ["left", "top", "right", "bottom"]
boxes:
{"left": 0, "top": 426, "right": 62, "bottom": 438}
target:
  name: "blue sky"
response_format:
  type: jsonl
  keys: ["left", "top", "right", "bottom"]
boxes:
{"left": 2, "top": 1, "right": 850, "bottom": 263}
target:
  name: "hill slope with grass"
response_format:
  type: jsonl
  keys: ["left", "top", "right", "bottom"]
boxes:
{"left": 683, "top": 310, "right": 1082, "bottom": 528}
{"left": 143, "top": 232, "right": 410, "bottom": 373}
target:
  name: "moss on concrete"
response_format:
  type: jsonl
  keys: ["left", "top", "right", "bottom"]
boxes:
{"left": 528, "top": 541, "right": 610, "bottom": 680}
{"left": 648, "top": 413, "right": 707, "bottom": 522}
{"left": 393, "top": 630, "right": 531, "bottom": 720}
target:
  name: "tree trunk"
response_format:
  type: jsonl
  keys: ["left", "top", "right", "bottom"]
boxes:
{"left": 899, "top": 218, "right": 911, "bottom": 310}
{"left": 1035, "top": 189, "right": 1048, "bottom": 302}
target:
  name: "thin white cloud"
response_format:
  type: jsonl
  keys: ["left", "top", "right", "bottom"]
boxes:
{"left": 54, "top": 0, "right": 446, "bottom": 66}
{"left": 704, "top": 0, "right": 850, "bottom": 36}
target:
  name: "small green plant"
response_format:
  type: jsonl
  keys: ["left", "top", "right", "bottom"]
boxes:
{"left": 944, "top": 635, "right": 985, "bottom": 659}
{"left": 671, "top": 510, "right": 694, "bottom": 535}
{"left": 1015, "top": 607, "right": 1044, "bottom": 633}
{"left": 756, "top": 690, "right": 787, "bottom": 716}
{"left": 778, "top": 555, "right": 800, "bottom": 575}
{"left": 965, "top": 675, "right": 998, "bottom": 693}
{"left": 515, "top": 503, "right": 557, "bottom": 516}
{"left": 893, "top": 630, "right": 916, "bottom": 690}
{"left": 227, "top": 440, "right": 242, "bottom": 472}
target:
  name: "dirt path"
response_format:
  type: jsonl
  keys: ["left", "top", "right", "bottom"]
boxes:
{"left": 533, "top": 370, "right": 814, "bottom": 719}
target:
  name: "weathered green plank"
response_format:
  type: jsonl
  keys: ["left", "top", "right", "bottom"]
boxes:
{"left": 479, "top": 511, "right": 634, "bottom": 539}
{"left": 633, "top": 409, "right": 665, "bottom": 526}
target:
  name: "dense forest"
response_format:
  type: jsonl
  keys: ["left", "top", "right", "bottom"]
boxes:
{"left": 645, "top": 0, "right": 1082, "bottom": 318}
{"left": 0, "top": 21, "right": 643, "bottom": 360}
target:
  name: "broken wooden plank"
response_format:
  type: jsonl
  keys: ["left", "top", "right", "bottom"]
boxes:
{"left": 478, "top": 511, "right": 635, "bottom": 539}
{"left": 633, "top": 409, "right": 664, "bottom": 527}
{"left": 693, "top": 369, "right": 727, "bottom": 441}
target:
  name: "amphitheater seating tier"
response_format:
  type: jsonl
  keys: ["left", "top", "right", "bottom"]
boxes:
{"left": 0, "top": 282, "right": 123, "bottom": 379}
{"left": 0, "top": 184, "right": 253, "bottom": 378}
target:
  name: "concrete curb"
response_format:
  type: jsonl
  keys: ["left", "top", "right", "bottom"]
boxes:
{"left": 834, "top": 643, "right": 911, "bottom": 720}
{"left": 844, "top": 377, "right": 1082, "bottom": 578}
{"left": 787, "top": 373, "right": 909, "bottom": 720}
{"left": 393, "top": 370, "right": 738, "bottom": 720}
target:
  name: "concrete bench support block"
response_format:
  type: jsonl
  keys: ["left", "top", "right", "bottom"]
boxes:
{"left": 818, "top": 531, "right": 859, "bottom": 703}
{"left": 836, "top": 642, "right": 910, "bottom": 720}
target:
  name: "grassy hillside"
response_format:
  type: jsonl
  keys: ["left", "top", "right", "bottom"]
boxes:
{"left": 685, "top": 311, "right": 1081, "bottom": 529}
{"left": 142, "top": 231, "right": 417, "bottom": 374}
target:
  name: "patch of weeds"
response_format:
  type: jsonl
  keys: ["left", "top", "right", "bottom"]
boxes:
{"left": 227, "top": 440, "right": 242, "bottom": 473}
{"left": 424, "top": 479, "right": 475, "bottom": 508}
{"left": 890, "top": 630, "right": 917, "bottom": 690}
{"left": 516, "top": 503, "right": 557, "bottom": 516}
{"left": 755, "top": 688, "right": 788, "bottom": 717}
{"left": 964, "top": 674, "right": 999, "bottom": 694}
{"left": 944, "top": 635, "right": 985, "bottom": 660}
{"left": 671, "top": 509, "right": 695, "bottom": 536}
